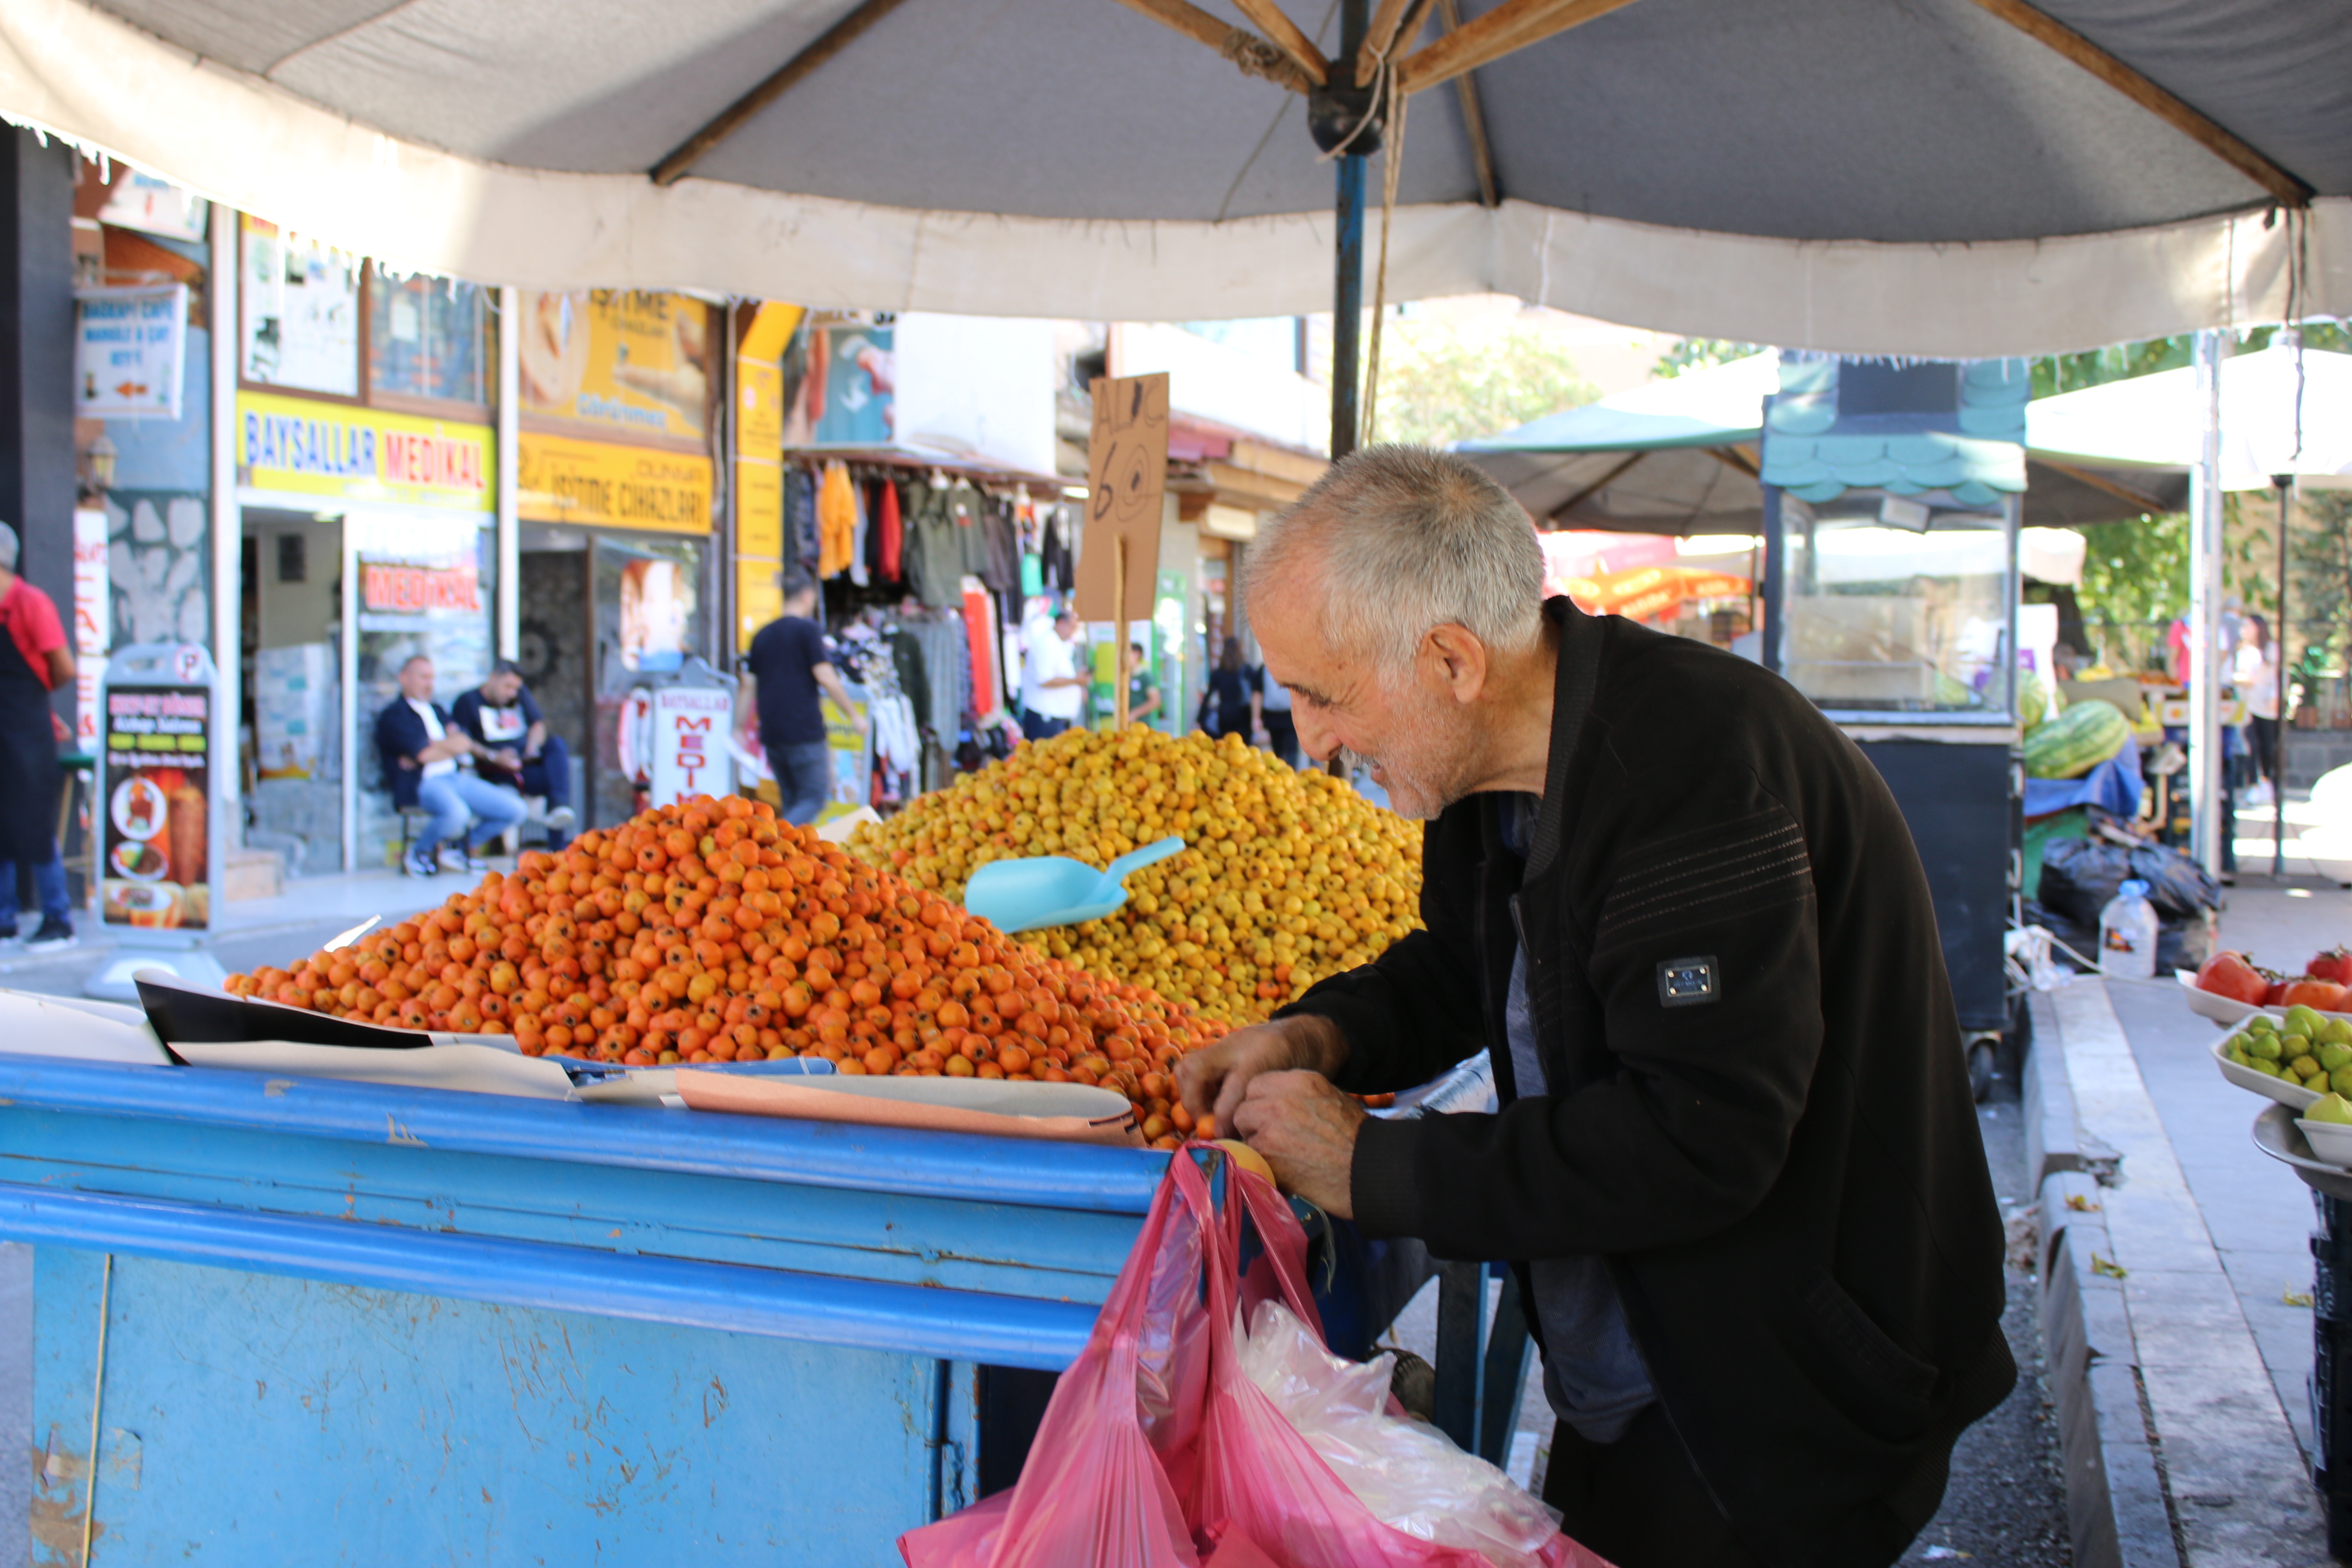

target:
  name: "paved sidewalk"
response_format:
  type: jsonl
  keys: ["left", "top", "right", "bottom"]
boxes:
{"left": 2041, "top": 877, "right": 2352, "bottom": 1567}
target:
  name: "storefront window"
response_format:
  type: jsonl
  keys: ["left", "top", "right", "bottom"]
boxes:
{"left": 351, "top": 513, "right": 497, "bottom": 867}
{"left": 240, "top": 217, "right": 359, "bottom": 397}
{"left": 1778, "top": 502, "right": 2014, "bottom": 716}
{"left": 591, "top": 534, "right": 709, "bottom": 828}
{"left": 369, "top": 271, "right": 488, "bottom": 406}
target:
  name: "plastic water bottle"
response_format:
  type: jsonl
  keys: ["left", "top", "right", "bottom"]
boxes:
{"left": 2099, "top": 878, "right": 2159, "bottom": 981}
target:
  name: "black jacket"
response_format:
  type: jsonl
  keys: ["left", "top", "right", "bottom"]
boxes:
{"left": 1288, "top": 600, "right": 2012, "bottom": 1568}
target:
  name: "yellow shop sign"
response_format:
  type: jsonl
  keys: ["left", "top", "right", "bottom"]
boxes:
{"left": 516, "top": 431, "right": 712, "bottom": 534}
{"left": 237, "top": 391, "right": 492, "bottom": 510}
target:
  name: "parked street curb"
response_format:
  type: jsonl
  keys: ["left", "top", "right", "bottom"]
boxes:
{"left": 2030, "top": 988, "right": 2182, "bottom": 1568}
{"left": 2031, "top": 978, "right": 2334, "bottom": 1568}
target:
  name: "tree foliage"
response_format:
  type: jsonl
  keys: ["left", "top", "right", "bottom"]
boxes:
{"left": 1369, "top": 318, "right": 1597, "bottom": 446}
{"left": 1652, "top": 338, "right": 1764, "bottom": 378}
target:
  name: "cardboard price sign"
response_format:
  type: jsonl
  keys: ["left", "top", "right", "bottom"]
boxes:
{"left": 1075, "top": 374, "right": 1168, "bottom": 626}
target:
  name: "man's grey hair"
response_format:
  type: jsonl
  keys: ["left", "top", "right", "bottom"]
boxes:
{"left": 0, "top": 522, "right": 18, "bottom": 572}
{"left": 1244, "top": 445, "right": 1544, "bottom": 678}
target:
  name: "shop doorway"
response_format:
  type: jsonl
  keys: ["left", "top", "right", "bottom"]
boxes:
{"left": 517, "top": 528, "right": 710, "bottom": 832}
{"left": 516, "top": 527, "right": 591, "bottom": 826}
{"left": 239, "top": 507, "right": 344, "bottom": 877}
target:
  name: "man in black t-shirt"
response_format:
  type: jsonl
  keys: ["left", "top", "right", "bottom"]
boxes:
{"left": 736, "top": 580, "right": 858, "bottom": 824}
{"left": 451, "top": 660, "right": 576, "bottom": 848}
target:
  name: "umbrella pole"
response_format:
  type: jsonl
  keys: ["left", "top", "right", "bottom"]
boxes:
{"left": 2188, "top": 328, "right": 2224, "bottom": 877}
{"left": 1331, "top": 164, "right": 1366, "bottom": 462}
{"left": 2276, "top": 475, "right": 2290, "bottom": 876}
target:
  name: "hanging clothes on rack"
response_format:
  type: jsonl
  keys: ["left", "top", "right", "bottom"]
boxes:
{"left": 847, "top": 479, "right": 870, "bottom": 588}
{"left": 961, "top": 581, "right": 998, "bottom": 717}
{"left": 1039, "top": 505, "right": 1075, "bottom": 593}
{"left": 816, "top": 460, "right": 857, "bottom": 578}
{"left": 786, "top": 466, "right": 821, "bottom": 580}
{"left": 870, "top": 482, "right": 894, "bottom": 585}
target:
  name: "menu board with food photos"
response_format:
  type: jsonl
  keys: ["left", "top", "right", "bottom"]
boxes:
{"left": 101, "top": 685, "right": 210, "bottom": 930}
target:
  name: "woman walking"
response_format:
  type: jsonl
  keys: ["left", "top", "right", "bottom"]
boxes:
{"left": 1195, "top": 636, "right": 1253, "bottom": 741}
{"left": 2237, "top": 613, "right": 2280, "bottom": 807}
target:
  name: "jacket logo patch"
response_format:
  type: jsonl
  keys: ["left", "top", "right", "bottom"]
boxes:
{"left": 1658, "top": 956, "right": 1720, "bottom": 1007}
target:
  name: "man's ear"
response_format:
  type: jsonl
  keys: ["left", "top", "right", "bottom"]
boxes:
{"left": 1422, "top": 624, "right": 1490, "bottom": 705}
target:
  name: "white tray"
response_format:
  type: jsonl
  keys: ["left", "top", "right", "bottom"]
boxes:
{"left": 2211, "top": 1034, "right": 2324, "bottom": 1113}
{"left": 2178, "top": 970, "right": 2262, "bottom": 1027}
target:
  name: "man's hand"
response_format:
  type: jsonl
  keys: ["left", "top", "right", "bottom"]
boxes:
{"left": 1231, "top": 1072, "right": 1366, "bottom": 1218}
{"left": 1175, "top": 1013, "right": 1347, "bottom": 1128}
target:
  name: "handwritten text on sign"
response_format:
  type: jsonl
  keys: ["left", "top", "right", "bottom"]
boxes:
{"left": 1074, "top": 373, "right": 1169, "bottom": 624}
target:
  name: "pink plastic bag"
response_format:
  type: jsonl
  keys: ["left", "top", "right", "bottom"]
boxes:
{"left": 901, "top": 1149, "right": 1606, "bottom": 1568}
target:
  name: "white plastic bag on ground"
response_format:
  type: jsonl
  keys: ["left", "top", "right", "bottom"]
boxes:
{"left": 1236, "top": 1297, "right": 1569, "bottom": 1568}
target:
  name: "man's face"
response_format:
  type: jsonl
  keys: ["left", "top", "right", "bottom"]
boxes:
{"left": 483, "top": 671, "right": 522, "bottom": 705}
{"left": 398, "top": 659, "right": 435, "bottom": 701}
{"left": 1250, "top": 574, "right": 1485, "bottom": 821}
{"left": 1055, "top": 614, "right": 1079, "bottom": 643}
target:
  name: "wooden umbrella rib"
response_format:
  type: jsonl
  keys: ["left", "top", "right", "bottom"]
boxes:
{"left": 1106, "top": 0, "right": 1313, "bottom": 91}
{"left": 1435, "top": 0, "right": 1500, "bottom": 205}
{"left": 1398, "top": 0, "right": 1645, "bottom": 94}
{"left": 1355, "top": 0, "right": 1416, "bottom": 81}
{"left": 1548, "top": 449, "right": 1649, "bottom": 523}
{"left": 1231, "top": 0, "right": 1330, "bottom": 85}
{"left": 651, "top": 0, "right": 917, "bottom": 186}
{"left": 2032, "top": 456, "right": 2173, "bottom": 515}
{"left": 1966, "top": 0, "right": 2310, "bottom": 206}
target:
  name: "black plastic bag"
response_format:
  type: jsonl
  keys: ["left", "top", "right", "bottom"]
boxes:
{"left": 2038, "top": 836, "right": 2222, "bottom": 926}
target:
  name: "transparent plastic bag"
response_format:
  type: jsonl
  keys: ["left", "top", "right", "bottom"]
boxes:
{"left": 1236, "top": 1298, "right": 1593, "bottom": 1568}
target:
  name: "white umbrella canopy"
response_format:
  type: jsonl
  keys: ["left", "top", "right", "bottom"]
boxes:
{"left": 2026, "top": 343, "right": 2352, "bottom": 488}
{"left": 1, "top": 0, "right": 2349, "bottom": 353}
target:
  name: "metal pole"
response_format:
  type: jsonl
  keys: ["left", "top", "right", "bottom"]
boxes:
{"left": 496, "top": 285, "right": 520, "bottom": 662}
{"left": 1331, "top": 0, "right": 1367, "bottom": 461}
{"left": 2188, "top": 329, "right": 2224, "bottom": 876}
{"left": 2277, "top": 475, "right": 2291, "bottom": 876}
{"left": 207, "top": 204, "right": 240, "bottom": 877}
{"left": 1760, "top": 483, "right": 1784, "bottom": 676}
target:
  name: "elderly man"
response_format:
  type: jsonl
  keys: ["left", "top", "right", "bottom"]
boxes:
{"left": 1178, "top": 447, "right": 2010, "bottom": 1568}
{"left": 375, "top": 656, "right": 527, "bottom": 877}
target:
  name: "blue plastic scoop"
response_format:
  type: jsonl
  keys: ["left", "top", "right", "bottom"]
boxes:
{"left": 963, "top": 835, "right": 1189, "bottom": 934}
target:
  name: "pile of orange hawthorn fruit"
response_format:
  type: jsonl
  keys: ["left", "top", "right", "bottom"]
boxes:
{"left": 223, "top": 794, "right": 1231, "bottom": 1149}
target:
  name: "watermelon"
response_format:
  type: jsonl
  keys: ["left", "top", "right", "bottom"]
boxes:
{"left": 2019, "top": 671, "right": 2052, "bottom": 733}
{"left": 2023, "top": 698, "right": 2129, "bottom": 779}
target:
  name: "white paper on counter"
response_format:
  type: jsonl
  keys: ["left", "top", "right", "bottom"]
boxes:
{"left": 0, "top": 988, "right": 171, "bottom": 1064}
{"left": 170, "top": 1039, "right": 580, "bottom": 1099}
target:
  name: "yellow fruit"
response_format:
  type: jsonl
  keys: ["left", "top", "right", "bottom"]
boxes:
{"left": 848, "top": 727, "right": 1424, "bottom": 1024}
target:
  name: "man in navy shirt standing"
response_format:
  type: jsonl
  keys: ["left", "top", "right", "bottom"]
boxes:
{"left": 451, "top": 660, "right": 577, "bottom": 848}
{"left": 736, "top": 579, "right": 858, "bottom": 825}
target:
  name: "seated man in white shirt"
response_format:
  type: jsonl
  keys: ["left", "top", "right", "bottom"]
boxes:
{"left": 373, "top": 655, "right": 528, "bottom": 877}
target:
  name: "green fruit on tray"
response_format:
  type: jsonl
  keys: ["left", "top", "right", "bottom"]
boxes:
{"left": 2251, "top": 1033, "right": 2286, "bottom": 1061}
{"left": 2255, "top": 1059, "right": 2284, "bottom": 1077}
{"left": 2289, "top": 1004, "right": 2328, "bottom": 1037}
{"left": 2291, "top": 1054, "right": 2322, "bottom": 1079}
{"left": 2322, "top": 1043, "right": 2352, "bottom": 1072}
{"left": 2328, "top": 1019, "right": 2352, "bottom": 1047}
{"left": 2311, "top": 1093, "right": 2352, "bottom": 1126}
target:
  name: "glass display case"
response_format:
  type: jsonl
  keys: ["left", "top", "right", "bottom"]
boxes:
{"left": 1772, "top": 493, "right": 2018, "bottom": 721}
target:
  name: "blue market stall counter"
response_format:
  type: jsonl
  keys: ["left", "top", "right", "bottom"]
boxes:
{"left": 0, "top": 1038, "right": 1164, "bottom": 1566}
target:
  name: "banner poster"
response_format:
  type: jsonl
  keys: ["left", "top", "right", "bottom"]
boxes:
{"left": 75, "top": 285, "right": 187, "bottom": 419}
{"left": 516, "top": 432, "right": 712, "bottom": 534}
{"left": 517, "top": 290, "right": 712, "bottom": 446}
{"left": 775, "top": 316, "right": 895, "bottom": 447}
{"left": 101, "top": 683, "right": 210, "bottom": 930}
